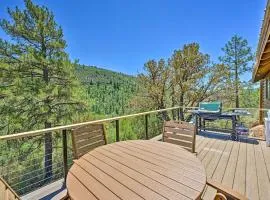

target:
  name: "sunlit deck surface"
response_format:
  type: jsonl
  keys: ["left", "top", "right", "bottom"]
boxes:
{"left": 22, "top": 132, "right": 270, "bottom": 200}
{"left": 197, "top": 132, "right": 270, "bottom": 200}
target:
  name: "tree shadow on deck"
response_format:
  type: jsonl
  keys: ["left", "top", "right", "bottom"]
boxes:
{"left": 198, "top": 131, "right": 259, "bottom": 145}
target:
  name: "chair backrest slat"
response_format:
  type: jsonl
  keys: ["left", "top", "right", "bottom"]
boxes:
{"left": 72, "top": 124, "right": 107, "bottom": 159}
{"left": 163, "top": 120, "right": 196, "bottom": 153}
{"left": 164, "top": 127, "right": 194, "bottom": 136}
{"left": 0, "top": 177, "right": 20, "bottom": 200}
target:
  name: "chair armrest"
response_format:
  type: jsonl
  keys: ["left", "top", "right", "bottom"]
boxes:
{"left": 206, "top": 179, "right": 248, "bottom": 200}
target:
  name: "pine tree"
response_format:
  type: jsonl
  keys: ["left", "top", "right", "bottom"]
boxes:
{"left": 0, "top": 0, "right": 84, "bottom": 181}
{"left": 219, "top": 35, "right": 253, "bottom": 108}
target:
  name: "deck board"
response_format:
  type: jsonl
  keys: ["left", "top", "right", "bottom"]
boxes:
{"left": 196, "top": 133, "right": 270, "bottom": 200}
{"left": 196, "top": 136, "right": 209, "bottom": 152}
{"left": 205, "top": 139, "right": 227, "bottom": 178}
{"left": 197, "top": 138, "right": 216, "bottom": 161}
{"left": 233, "top": 138, "right": 247, "bottom": 195}
{"left": 212, "top": 140, "right": 233, "bottom": 182}
{"left": 254, "top": 140, "right": 270, "bottom": 199}
{"left": 201, "top": 139, "right": 221, "bottom": 169}
{"left": 201, "top": 185, "right": 217, "bottom": 200}
{"left": 246, "top": 139, "right": 259, "bottom": 200}
{"left": 260, "top": 140, "right": 270, "bottom": 181}
{"left": 221, "top": 139, "right": 240, "bottom": 188}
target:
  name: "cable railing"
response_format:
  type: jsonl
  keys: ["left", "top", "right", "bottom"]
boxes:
{"left": 0, "top": 106, "right": 193, "bottom": 196}
{"left": 0, "top": 131, "right": 74, "bottom": 195}
{"left": 0, "top": 106, "right": 268, "bottom": 196}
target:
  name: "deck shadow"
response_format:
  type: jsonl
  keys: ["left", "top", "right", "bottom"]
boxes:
{"left": 39, "top": 185, "right": 66, "bottom": 200}
{"left": 198, "top": 131, "right": 259, "bottom": 145}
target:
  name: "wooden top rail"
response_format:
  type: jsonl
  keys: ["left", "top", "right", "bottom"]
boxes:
{"left": 0, "top": 106, "right": 196, "bottom": 141}
{"left": 0, "top": 106, "right": 267, "bottom": 141}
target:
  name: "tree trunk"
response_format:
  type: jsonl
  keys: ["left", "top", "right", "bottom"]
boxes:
{"left": 44, "top": 121, "right": 52, "bottom": 182}
{"left": 43, "top": 64, "right": 53, "bottom": 182}
{"left": 234, "top": 39, "right": 239, "bottom": 108}
{"left": 179, "top": 93, "right": 185, "bottom": 121}
{"left": 171, "top": 86, "right": 176, "bottom": 120}
{"left": 158, "top": 102, "right": 170, "bottom": 121}
{"left": 235, "top": 66, "right": 239, "bottom": 108}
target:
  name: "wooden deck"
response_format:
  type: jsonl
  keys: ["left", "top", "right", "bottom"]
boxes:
{"left": 20, "top": 132, "right": 270, "bottom": 200}
{"left": 197, "top": 132, "right": 270, "bottom": 200}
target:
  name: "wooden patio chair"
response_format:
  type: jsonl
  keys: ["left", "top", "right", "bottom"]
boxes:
{"left": 0, "top": 176, "right": 20, "bottom": 200}
{"left": 206, "top": 179, "right": 248, "bottom": 200}
{"left": 71, "top": 123, "right": 107, "bottom": 159}
{"left": 163, "top": 120, "right": 196, "bottom": 153}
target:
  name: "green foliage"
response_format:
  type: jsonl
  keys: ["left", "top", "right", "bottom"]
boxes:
{"left": 137, "top": 59, "right": 169, "bottom": 114}
{"left": 0, "top": 0, "right": 86, "bottom": 191}
{"left": 219, "top": 35, "right": 254, "bottom": 108}
{"left": 170, "top": 44, "right": 229, "bottom": 117}
{"left": 239, "top": 82, "right": 259, "bottom": 108}
{"left": 136, "top": 43, "right": 229, "bottom": 120}
{"left": 75, "top": 64, "right": 137, "bottom": 115}
{"left": 0, "top": 0, "right": 85, "bottom": 134}
{"left": 0, "top": 133, "right": 73, "bottom": 195}
{"left": 105, "top": 115, "right": 163, "bottom": 144}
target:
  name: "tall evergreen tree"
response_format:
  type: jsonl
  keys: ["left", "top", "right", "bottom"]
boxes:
{"left": 219, "top": 35, "right": 253, "bottom": 108}
{"left": 0, "top": 0, "right": 84, "bottom": 180}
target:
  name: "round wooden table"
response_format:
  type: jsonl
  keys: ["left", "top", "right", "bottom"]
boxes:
{"left": 67, "top": 140, "right": 206, "bottom": 200}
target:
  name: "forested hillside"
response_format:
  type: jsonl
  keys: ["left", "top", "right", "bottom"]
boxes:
{"left": 75, "top": 64, "right": 137, "bottom": 115}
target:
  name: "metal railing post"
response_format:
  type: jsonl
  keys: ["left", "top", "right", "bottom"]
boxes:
{"left": 62, "top": 129, "right": 68, "bottom": 182}
{"left": 116, "top": 120, "right": 120, "bottom": 142}
{"left": 145, "top": 114, "right": 149, "bottom": 139}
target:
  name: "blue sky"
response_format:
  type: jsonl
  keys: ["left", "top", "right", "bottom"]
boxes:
{"left": 0, "top": 0, "right": 267, "bottom": 78}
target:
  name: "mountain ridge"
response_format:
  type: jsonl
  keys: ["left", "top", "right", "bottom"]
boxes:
{"left": 74, "top": 64, "right": 137, "bottom": 115}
